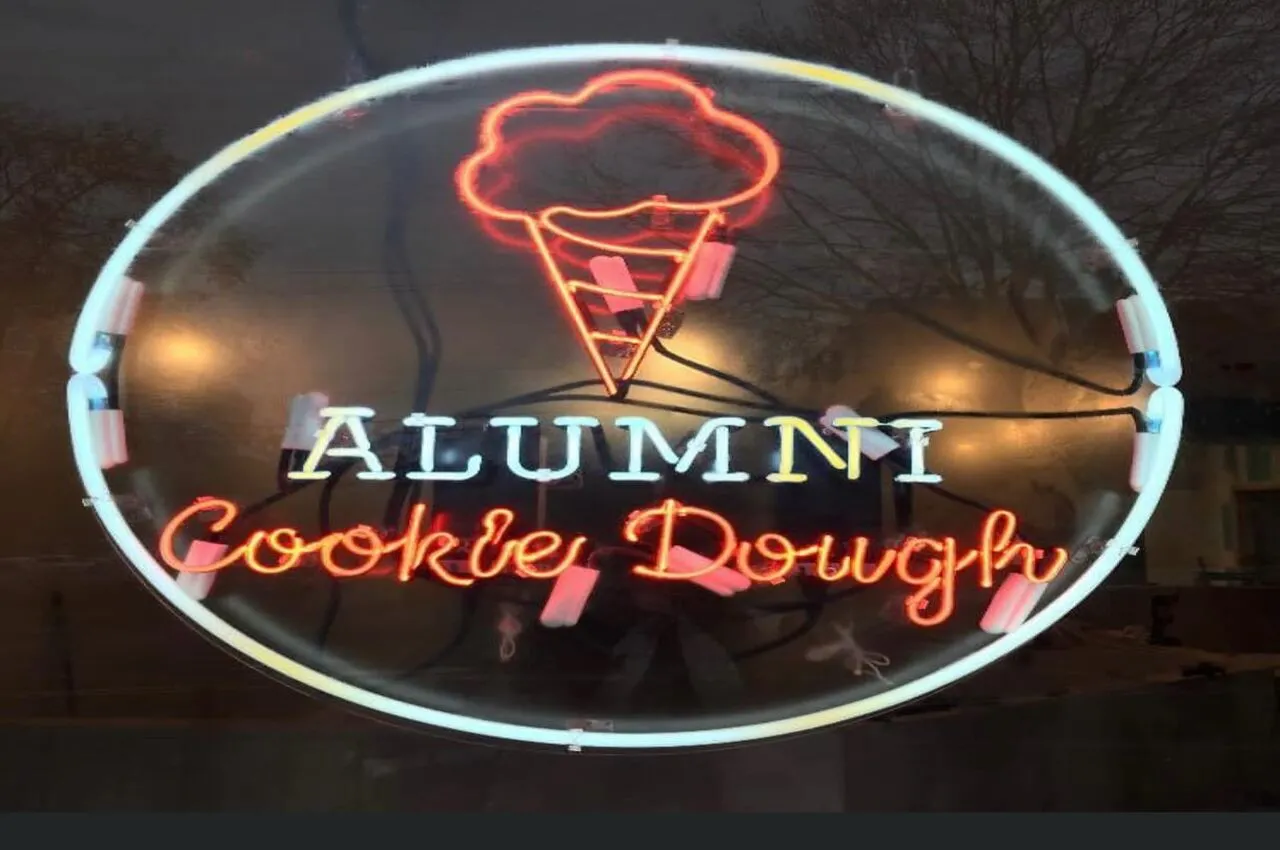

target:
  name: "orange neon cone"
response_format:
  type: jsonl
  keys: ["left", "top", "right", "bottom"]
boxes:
{"left": 455, "top": 69, "right": 779, "bottom": 397}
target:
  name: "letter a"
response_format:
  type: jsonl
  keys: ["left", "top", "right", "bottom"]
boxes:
{"left": 288, "top": 406, "right": 393, "bottom": 481}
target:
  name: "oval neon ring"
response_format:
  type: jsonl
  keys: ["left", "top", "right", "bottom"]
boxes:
{"left": 68, "top": 43, "right": 1183, "bottom": 749}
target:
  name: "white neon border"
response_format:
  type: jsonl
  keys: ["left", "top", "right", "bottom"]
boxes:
{"left": 68, "top": 43, "right": 1183, "bottom": 750}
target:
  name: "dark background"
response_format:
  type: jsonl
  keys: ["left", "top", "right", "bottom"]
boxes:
{"left": 3, "top": 0, "right": 1279, "bottom": 811}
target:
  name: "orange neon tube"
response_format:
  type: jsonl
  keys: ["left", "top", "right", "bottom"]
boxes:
{"left": 160, "top": 497, "right": 1068, "bottom": 628}
{"left": 455, "top": 69, "right": 780, "bottom": 396}
{"left": 467, "top": 102, "right": 771, "bottom": 285}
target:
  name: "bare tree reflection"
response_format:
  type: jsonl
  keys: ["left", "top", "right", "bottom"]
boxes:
{"left": 0, "top": 103, "right": 258, "bottom": 557}
{"left": 723, "top": 0, "right": 1279, "bottom": 384}
{"left": 0, "top": 103, "right": 257, "bottom": 320}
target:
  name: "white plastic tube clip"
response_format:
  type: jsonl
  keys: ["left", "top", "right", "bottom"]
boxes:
{"left": 683, "top": 242, "right": 735, "bottom": 301}
{"left": 79, "top": 374, "right": 128, "bottom": 469}
{"left": 174, "top": 540, "right": 228, "bottom": 601}
{"left": 282, "top": 392, "right": 330, "bottom": 451}
{"left": 980, "top": 573, "right": 1049, "bottom": 635}
{"left": 1115, "top": 294, "right": 1182, "bottom": 386}
{"left": 1130, "top": 386, "right": 1184, "bottom": 493}
{"left": 588, "top": 256, "right": 645, "bottom": 315}
{"left": 90, "top": 409, "right": 128, "bottom": 470}
{"left": 539, "top": 565, "right": 600, "bottom": 628}
{"left": 101, "top": 276, "right": 145, "bottom": 337}
{"left": 668, "top": 546, "right": 750, "bottom": 597}
{"left": 820, "top": 405, "right": 899, "bottom": 460}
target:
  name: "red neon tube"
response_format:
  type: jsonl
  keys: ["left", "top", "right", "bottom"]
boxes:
{"left": 455, "top": 69, "right": 780, "bottom": 396}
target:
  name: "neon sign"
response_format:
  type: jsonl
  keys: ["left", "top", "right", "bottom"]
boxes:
{"left": 161, "top": 497, "right": 1067, "bottom": 628}
{"left": 284, "top": 407, "right": 945, "bottom": 484}
{"left": 68, "top": 43, "right": 1184, "bottom": 751}
{"left": 455, "top": 69, "right": 780, "bottom": 397}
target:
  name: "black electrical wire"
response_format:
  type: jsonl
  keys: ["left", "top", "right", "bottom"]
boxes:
{"left": 199, "top": 23, "right": 1151, "bottom": 688}
{"left": 472, "top": 393, "right": 775, "bottom": 423}
{"left": 873, "top": 287, "right": 1147, "bottom": 398}
{"left": 265, "top": 380, "right": 1140, "bottom": 665}
{"left": 733, "top": 612, "right": 824, "bottom": 661}
{"left": 630, "top": 378, "right": 798, "bottom": 414}
{"left": 337, "top": 0, "right": 444, "bottom": 526}
{"left": 767, "top": 165, "right": 1149, "bottom": 399}
{"left": 393, "top": 589, "right": 483, "bottom": 680}
{"left": 451, "top": 380, "right": 606, "bottom": 421}
{"left": 651, "top": 338, "right": 782, "bottom": 406}
{"left": 223, "top": 394, "right": 1131, "bottom": 681}
{"left": 431, "top": 385, "right": 1142, "bottom": 665}
{"left": 319, "top": 0, "right": 446, "bottom": 649}
{"left": 449, "top": 378, "right": 797, "bottom": 422}
{"left": 314, "top": 457, "right": 351, "bottom": 648}
{"left": 373, "top": 372, "right": 802, "bottom": 670}
{"left": 882, "top": 406, "right": 1144, "bottom": 428}
{"left": 241, "top": 396, "right": 1137, "bottom": 543}
{"left": 206, "top": 489, "right": 300, "bottom": 543}
{"left": 874, "top": 406, "right": 1145, "bottom": 527}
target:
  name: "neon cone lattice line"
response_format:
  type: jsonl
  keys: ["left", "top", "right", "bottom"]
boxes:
{"left": 456, "top": 69, "right": 779, "bottom": 396}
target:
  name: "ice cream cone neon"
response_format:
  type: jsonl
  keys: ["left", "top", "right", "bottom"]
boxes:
{"left": 456, "top": 69, "right": 780, "bottom": 396}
